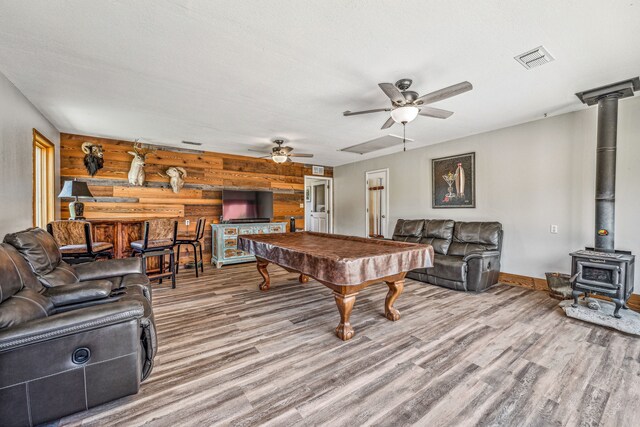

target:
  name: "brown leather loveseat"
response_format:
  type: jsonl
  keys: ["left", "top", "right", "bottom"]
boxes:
{"left": 0, "top": 228, "right": 157, "bottom": 425}
{"left": 392, "top": 219, "right": 503, "bottom": 292}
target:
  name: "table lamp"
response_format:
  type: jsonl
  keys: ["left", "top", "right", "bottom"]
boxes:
{"left": 58, "top": 180, "right": 94, "bottom": 220}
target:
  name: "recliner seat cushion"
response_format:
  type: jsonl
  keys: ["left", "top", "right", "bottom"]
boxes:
{"left": 392, "top": 219, "right": 424, "bottom": 243}
{"left": 418, "top": 219, "right": 455, "bottom": 255}
{"left": 0, "top": 288, "right": 53, "bottom": 329}
{"left": 447, "top": 222, "right": 502, "bottom": 257}
{"left": 414, "top": 254, "right": 467, "bottom": 282}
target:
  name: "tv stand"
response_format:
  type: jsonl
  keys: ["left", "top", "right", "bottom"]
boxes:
{"left": 211, "top": 222, "right": 287, "bottom": 268}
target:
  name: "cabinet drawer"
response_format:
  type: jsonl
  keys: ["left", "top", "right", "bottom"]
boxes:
{"left": 224, "top": 227, "right": 238, "bottom": 236}
{"left": 224, "top": 238, "right": 237, "bottom": 248}
{"left": 239, "top": 228, "right": 254, "bottom": 235}
{"left": 270, "top": 225, "right": 284, "bottom": 233}
{"left": 224, "top": 248, "right": 246, "bottom": 258}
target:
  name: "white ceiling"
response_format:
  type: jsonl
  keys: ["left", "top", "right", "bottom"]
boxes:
{"left": 1, "top": 0, "right": 639, "bottom": 166}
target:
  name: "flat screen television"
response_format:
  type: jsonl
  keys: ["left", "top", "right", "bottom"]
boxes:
{"left": 222, "top": 190, "right": 274, "bottom": 222}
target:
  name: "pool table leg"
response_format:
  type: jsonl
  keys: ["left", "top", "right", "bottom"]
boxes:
{"left": 256, "top": 258, "right": 271, "bottom": 291}
{"left": 384, "top": 279, "right": 404, "bottom": 321}
{"left": 334, "top": 292, "right": 357, "bottom": 341}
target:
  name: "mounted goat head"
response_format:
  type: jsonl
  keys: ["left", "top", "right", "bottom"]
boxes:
{"left": 81, "top": 142, "right": 104, "bottom": 177}
{"left": 164, "top": 167, "right": 188, "bottom": 193}
{"left": 127, "top": 142, "right": 156, "bottom": 186}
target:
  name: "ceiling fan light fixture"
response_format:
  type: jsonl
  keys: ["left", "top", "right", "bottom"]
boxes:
{"left": 390, "top": 106, "right": 419, "bottom": 124}
{"left": 272, "top": 154, "right": 288, "bottom": 163}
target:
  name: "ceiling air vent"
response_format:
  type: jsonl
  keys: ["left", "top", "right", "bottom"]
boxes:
{"left": 340, "top": 134, "right": 414, "bottom": 155}
{"left": 515, "top": 46, "right": 554, "bottom": 70}
{"left": 182, "top": 140, "right": 203, "bottom": 146}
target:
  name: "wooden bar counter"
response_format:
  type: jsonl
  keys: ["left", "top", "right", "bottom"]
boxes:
{"left": 88, "top": 219, "right": 145, "bottom": 259}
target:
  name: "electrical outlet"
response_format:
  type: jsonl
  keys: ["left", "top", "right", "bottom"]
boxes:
{"left": 550, "top": 224, "right": 558, "bottom": 234}
{"left": 185, "top": 219, "right": 190, "bottom": 226}
{"left": 299, "top": 203, "right": 304, "bottom": 208}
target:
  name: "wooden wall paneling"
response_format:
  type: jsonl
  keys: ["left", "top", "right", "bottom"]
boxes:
{"left": 113, "top": 186, "right": 203, "bottom": 199}
{"left": 62, "top": 202, "right": 185, "bottom": 219}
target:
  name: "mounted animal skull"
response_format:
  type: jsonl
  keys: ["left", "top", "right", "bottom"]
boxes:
{"left": 127, "top": 142, "right": 156, "bottom": 186}
{"left": 165, "top": 167, "right": 188, "bottom": 193}
{"left": 81, "top": 142, "right": 104, "bottom": 176}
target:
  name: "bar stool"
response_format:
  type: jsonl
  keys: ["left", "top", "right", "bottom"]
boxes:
{"left": 176, "top": 217, "right": 206, "bottom": 278}
{"left": 130, "top": 219, "right": 178, "bottom": 288}
{"left": 47, "top": 220, "right": 113, "bottom": 263}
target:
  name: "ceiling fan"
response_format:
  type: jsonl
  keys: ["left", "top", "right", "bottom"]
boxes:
{"left": 248, "top": 139, "right": 314, "bottom": 163}
{"left": 343, "top": 78, "right": 473, "bottom": 129}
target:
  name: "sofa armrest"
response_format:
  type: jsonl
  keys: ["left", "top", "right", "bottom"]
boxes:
{"left": 74, "top": 257, "right": 144, "bottom": 281}
{"left": 0, "top": 300, "right": 143, "bottom": 352}
{"left": 464, "top": 251, "right": 502, "bottom": 292}
{"left": 43, "top": 280, "right": 114, "bottom": 307}
{"left": 462, "top": 250, "right": 501, "bottom": 262}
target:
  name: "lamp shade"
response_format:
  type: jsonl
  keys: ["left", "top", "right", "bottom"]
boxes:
{"left": 390, "top": 106, "right": 419, "bottom": 124}
{"left": 272, "top": 154, "right": 288, "bottom": 164}
{"left": 58, "top": 180, "right": 93, "bottom": 199}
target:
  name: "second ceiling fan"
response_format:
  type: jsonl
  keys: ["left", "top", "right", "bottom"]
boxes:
{"left": 343, "top": 78, "right": 473, "bottom": 129}
{"left": 248, "top": 139, "right": 314, "bottom": 163}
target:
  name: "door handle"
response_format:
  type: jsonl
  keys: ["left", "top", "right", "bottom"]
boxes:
{"left": 381, "top": 215, "right": 386, "bottom": 218}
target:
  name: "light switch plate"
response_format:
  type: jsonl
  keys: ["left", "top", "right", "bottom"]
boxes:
{"left": 550, "top": 224, "right": 558, "bottom": 234}
{"left": 185, "top": 219, "right": 190, "bottom": 226}
{"left": 300, "top": 203, "right": 304, "bottom": 208}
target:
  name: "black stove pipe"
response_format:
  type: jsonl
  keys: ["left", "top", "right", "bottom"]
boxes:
{"left": 594, "top": 95, "right": 620, "bottom": 252}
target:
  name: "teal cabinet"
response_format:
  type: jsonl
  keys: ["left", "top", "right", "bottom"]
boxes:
{"left": 211, "top": 222, "right": 287, "bottom": 268}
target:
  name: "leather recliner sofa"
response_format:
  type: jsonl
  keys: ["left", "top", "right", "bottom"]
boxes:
{"left": 392, "top": 219, "right": 503, "bottom": 292}
{"left": 0, "top": 228, "right": 157, "bottom": 426}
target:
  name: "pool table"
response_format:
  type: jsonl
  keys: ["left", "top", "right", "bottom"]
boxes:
{"left": 238, "top": 232, "right": 434, "bottom": 341}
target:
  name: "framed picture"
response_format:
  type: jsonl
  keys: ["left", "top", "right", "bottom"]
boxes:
{"left": 305, "top": 186, "right": 311, "bottom": 202}
{"left": 432, "top": 152, "right": 475, "bottom": 208}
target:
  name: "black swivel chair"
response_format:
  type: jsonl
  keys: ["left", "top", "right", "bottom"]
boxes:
{"left": 176, "top": 217, "right": 206, "bottom": 278}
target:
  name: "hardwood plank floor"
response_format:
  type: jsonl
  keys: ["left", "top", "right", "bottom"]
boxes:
{"left": 58, "top": 263, "right": 640, "bottom": 427}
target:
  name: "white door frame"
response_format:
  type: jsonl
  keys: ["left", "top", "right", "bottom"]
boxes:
{"left": 365, "top": 168, "right": 390, "bottom": 238}
{"left": 304, "top": 175, "right": 333, "bottom": 233}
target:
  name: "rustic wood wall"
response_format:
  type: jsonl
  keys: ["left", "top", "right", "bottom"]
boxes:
{"left": 59, "top": 133, "right": 333, "bottom": 264}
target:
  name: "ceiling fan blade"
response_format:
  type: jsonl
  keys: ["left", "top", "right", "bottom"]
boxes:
{"left": 419, "top": 107, "right": 454, "bottom": 119}
{"left": 381, "top": 116, "right": 395, "bottom": 129}
{"left": 378, "top": 83, "right": 406, "bottom": 105}
{"left": 286, "top": 157, "right": 292, "bottom": 163}
{"left": 343, "top": 108, "right": 391, "bottom": 116}
{"left": 415, "top": 81, "right": 473, "bottom": 105}
{"left": 289, "top": 153, "right": 314, "bottom": 158}
{"left": 248, "top": 148, "right": 273, "bottom": 154}
{"left": 280, "top": 146, "right": 293, "bottom": 153}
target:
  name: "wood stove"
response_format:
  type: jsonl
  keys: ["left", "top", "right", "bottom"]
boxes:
{"left": 571, "top": 78, "right": 639, "bottom": 318}
{"left": 571, "top": 249, "right": 635, "bottom": 317}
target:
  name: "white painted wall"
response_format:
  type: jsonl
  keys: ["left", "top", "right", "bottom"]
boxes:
{"left": 0, "top": 71, "right": 59, "bottom": 237}
{"left": 334, "top": 96, "right": 640, "bottom": 291}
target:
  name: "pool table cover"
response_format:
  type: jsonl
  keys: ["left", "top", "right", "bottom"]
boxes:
{"left": 238, "top": 232, "right": 433, "bottom": 285}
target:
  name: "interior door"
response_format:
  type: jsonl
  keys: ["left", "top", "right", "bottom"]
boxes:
{"left": 365, "top": 170, "right": 389, "bottom": 238}
{"left": 310, "top": 182, "right": 328, "bottom": 232}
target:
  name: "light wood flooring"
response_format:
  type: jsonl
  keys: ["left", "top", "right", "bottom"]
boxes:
{"left": 58, "top": 263, "right": 640, "bottom": 427}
